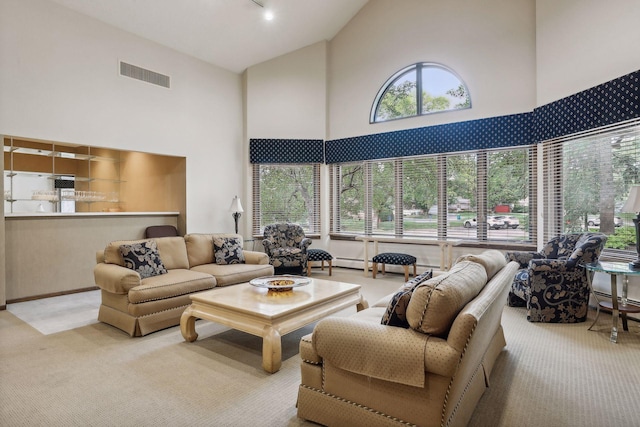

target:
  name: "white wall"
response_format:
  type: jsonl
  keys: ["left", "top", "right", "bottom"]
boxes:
{"left": 245, "top": 42, "right": 329, "bottom": 241}
{"left": 0, "top": 0, "right": 244, "bottom": 234}
{"left": 536, "top": 0, "right": 640, "bottom": 105}
{"left": 328, "top": 0, "right": 537, "bottom": 140}
{"left": 246, "top": 42, "right": 327, "bottom": 140}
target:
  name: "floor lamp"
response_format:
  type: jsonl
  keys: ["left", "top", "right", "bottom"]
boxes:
{"left": 622, "top": 185, "right": 640, "bottom": 269}
{"left": 229, "top": 196, "right": 244, "bottom": 234}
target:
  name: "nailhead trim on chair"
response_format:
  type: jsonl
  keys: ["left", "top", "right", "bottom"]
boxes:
{"left": 299, "top": 385, "right": 416, "bottom": 426}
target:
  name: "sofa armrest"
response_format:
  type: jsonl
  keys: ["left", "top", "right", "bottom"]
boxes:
{"left": 94, "top": 263, "right": 141, "bottom": 294}
{"left": 312, "top": 317, "right": 459, "bottom": 387}
{"left": 243, "top": 250, "right": 269, "bottom": 265}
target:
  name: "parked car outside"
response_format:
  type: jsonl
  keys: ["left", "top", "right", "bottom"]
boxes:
{"left": 494, "top": 215, "right": 520, "bottom": 229}
{"left": 463, "top": 216, "right": 505, "bottom": 229}
{"left": 587, "top": 216, "right": 623, "bottom": 227}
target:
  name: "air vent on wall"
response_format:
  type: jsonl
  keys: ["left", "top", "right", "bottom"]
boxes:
{"left": 120, "top": 61, "right": 170, "bottom": 89}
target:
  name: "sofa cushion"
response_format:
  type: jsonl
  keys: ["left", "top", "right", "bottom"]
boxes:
{"left": 454, "top": 249, "right": 506, "bottom": 280}
{"left": 381, "top": 270, "right": 433, "bottom": 328}
{"left": 406, "top": 261, "right": 487, "bottom": 337}
{"left": 185, "top": 233, "right": 244, "bottom": 268}
{"left": 191, "top": 263, "right": 274, "bottom": 287}
{"left": 127, "top": 269, "right": 216, "bottom": 304}
{"left": 154, "top": 237, "right": 190, "bottom": 270}
{"left": 119, "top": 240, "right": 168, "bottom": 279}
{"left": 104, "top": 237, "right": 189, "bottom": 270}
{"left": 213, "top": 236, "right": 245, "bottom": 265}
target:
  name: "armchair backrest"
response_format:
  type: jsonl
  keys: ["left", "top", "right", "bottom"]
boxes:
{"left": 263, "top": 223, "right": 306, "bottom": 248}
{"left": 566, "top": 233, "right": 608, "bottom": 268}
{"left": 539, "top": 233, "right": 584, "bottom": 259}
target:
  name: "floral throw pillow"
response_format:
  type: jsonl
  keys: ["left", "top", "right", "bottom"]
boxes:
{"left": 119, "top": 240, "right": 168, "bottom": 279}
{"left": 213, "top": 237, "right": 246, "bottom": 265}
{"left": 381, "top": 270, "right": 433, "bottom": 328}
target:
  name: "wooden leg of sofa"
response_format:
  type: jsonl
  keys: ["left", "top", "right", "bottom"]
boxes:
{"left": 372, "top": 262, "right": 378, "bottom": 279}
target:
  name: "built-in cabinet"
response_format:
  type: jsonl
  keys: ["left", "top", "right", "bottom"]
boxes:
{"left": 4, "top": 137, "right": 124, "bottom": 214}
{"left": 3, "top": 136, "right": 187, "bottom": 222}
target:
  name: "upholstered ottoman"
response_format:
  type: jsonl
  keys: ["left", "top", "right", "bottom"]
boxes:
{"left": 307, "top": 249, "right": 333, "bottom": 276}
{"left": 372, "top": 252, "right": 417, "bottom": 281}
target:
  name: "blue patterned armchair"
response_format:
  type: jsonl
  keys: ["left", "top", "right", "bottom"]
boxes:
{"left": 262, "top": 223, "right": 312, "bottom": 274}
{"left": 505, "top": 233, "right": 607, "bottom": 323}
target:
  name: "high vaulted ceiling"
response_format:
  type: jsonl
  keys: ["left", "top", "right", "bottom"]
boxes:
{"left": 47, "top": 0, "right": 369, "bottom": 73}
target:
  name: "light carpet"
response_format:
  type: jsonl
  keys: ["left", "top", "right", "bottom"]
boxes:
{"left": 1, "top": 268, "right": 639, "bottom": 426}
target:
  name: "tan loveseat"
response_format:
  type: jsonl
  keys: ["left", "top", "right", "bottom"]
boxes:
{"left": 297, "top": 250, "right": 518, "bottom": 427}
{"left": 94, "top": 233, "right": 274, "bottom": 337}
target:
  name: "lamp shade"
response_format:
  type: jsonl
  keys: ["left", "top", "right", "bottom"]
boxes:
{"left": 229, "top": 196, "right": 244, "bottom": 213}
{"left": 621, "top": 186, "right": 640, "bottom": 213}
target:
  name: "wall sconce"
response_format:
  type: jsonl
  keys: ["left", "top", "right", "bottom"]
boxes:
{"left": 622, "top": 185, "right": 640, "bottom": 269}
{"left": 229, "top": 195, "right": 244, "bottom": 234}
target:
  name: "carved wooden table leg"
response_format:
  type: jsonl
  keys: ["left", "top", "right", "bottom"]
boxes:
{"left": 180, "top": 305, "right": 198, "bottom": 342}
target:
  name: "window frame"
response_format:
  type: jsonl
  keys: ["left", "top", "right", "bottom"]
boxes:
{"left": 330, "top": 145, "right": 535, "bottom": 244}
{"left": 370, "top": 62, "right": 471, "bottom": 124}
{"left": 252, "top": 163, "right": 321, "bottom": 238}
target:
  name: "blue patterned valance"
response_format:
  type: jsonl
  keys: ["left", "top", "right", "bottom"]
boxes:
{"left": 250, "top": 138, "right": 324, "bottom": 164}
{"left": 325, "top": 113, "right": 533, "bottom": 163}
{"left": 534, "top": 70, "right": 639, "bottom": 142}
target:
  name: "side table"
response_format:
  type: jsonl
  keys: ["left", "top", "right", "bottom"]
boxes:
{"left": 584, "top": 261, "right": 640, "bottom": 343}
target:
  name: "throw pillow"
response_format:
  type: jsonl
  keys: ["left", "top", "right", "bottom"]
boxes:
{"left": 381, "top": 270, "right": 433, "bottom": 328}
{"left": 213, "top": 236, "right": 246, "bottom": 265}
{"left": 119, "top": 240, "right": 168, "bottom": 279}
{"left": 406, "top": 261, "right": 487, "bottom": 337}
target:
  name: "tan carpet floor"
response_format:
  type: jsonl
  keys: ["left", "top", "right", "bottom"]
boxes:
{"left": 1, "top": 268, "right": 639, "bottom": 426}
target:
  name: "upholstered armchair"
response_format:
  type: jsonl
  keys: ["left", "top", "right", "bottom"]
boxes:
{"left": 262, "top": 223, "right": 312, "bottom": 274}
{"left": 505, "top": 233, "right": 607, "bottom": 323}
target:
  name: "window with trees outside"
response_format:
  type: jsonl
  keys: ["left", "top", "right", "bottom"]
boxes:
{"left": 542, "top": 123, "right": 640, "bottom": 250}
{"left": 252, "top": 164, "right": 320, "bottom": 237}
{"left": 331, "top": 146, "right": 533, "bottom": 242}
{"left": 371, "top": 63, "right": 471, "bottom": 123}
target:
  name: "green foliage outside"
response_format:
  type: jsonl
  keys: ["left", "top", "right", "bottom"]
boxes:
{"left": 602, "top": 226, "right": 636, "bottom": 249}
{"left": 259, "top": 165, "right": 314, "bottom": 227}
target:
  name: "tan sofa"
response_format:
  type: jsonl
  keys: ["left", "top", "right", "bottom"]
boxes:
{"left": 94, "top": 233, "right": 274, "bottom": 337}
{"left": 297, "top": 250, "right": 518, "bottom": 427}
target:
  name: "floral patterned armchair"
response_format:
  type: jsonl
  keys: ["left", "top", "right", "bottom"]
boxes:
{"left": 505, "top": 233, "right": 607, "bottom": 323}
{"left": 262, "top": 223, "right": 312, "bottom": 274}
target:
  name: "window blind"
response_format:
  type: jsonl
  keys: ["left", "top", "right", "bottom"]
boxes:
{"left": 252, "top": 163, "right": 321, "bottom": 236}
{"left": 541, "top": 122, "right": 640, "bottom": 244}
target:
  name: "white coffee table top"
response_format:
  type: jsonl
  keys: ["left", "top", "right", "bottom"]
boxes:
{"left": 189, "top": 278, "right": 361, "bottom": 320}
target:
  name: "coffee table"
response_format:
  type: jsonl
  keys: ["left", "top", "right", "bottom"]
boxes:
{"left": 180, "top": 278, "right": 367, "bottom": 373}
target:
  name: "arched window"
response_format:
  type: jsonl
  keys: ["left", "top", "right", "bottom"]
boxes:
{"left": 371, "top": 63, "right": 471, "bottom": 123}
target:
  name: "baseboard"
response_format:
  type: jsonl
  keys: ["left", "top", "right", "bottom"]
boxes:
{"left": 6, "top": 286, "right": 99, "bottom": 305}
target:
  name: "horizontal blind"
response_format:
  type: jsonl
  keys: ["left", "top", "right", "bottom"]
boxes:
{"left": 541, "top": 121, "right": 640, "bottom": 244}
{"left": 252, "top": 163, "right": 320, "bottom": 236}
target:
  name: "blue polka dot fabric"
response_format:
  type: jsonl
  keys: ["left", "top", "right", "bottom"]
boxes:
{"left": 307, "top": 249, "right": 333, "bottom": 261}
{"left": 533, "top": 70, "right": 639, "bottom": 142}
{"left": 250, "top": 139, "right": 324, "bottom": 164}
{"left": 372, "top": 252, "right": 416, "bottom": 266}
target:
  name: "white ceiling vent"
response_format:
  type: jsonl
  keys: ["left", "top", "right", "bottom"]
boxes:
{"left": 120, "top": 61, "right": 170, "bottom": 89}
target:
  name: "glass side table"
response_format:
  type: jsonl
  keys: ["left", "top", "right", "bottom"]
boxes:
{"left": 584, "top": 261, "right": 640, "bottom": 343}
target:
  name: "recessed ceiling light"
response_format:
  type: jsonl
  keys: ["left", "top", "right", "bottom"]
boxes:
{"left": 264, "top": 10, "right": 274, "bottom": 21}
